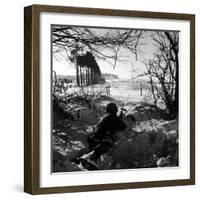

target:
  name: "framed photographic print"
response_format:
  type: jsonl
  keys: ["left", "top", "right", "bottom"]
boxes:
{"left": 24, "top": 4, "right": 195, "bottom": 194}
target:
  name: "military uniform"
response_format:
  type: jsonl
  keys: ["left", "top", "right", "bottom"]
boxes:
{"left": 88, "top": 111, "right": 126, "bottom": 161}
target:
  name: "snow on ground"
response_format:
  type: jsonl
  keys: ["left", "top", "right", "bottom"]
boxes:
{"left": 108, "top": 81, "right": 149, "bottom": 104}
{"left": 52, "top": 81, "right": 178, "bottom": 172}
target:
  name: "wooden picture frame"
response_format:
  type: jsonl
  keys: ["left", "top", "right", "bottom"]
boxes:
{"left": 24, "top": 4, "right": 195, "bottom": 194}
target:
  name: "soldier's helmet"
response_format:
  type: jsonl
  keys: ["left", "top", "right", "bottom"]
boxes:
{"left": 106, "top": 103, "right": 118, "bottom": 114}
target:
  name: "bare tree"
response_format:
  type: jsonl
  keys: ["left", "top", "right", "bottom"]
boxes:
{"left": 52, "top": 26, "right": 143, "bottom": 67}
{"left": 140, "top": 31, "right": 179, "bottom": 119}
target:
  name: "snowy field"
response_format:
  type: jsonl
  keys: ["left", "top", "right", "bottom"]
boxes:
{"left": 58, "top": 79, "right": 152, "bottom": 104}
{"left": 105, "top": 80, "right": 150, "bottom": 103}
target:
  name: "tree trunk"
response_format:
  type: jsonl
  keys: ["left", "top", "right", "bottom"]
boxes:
{"left": 76, "top": 63, "right": 80, "bottom": 86}
{"left": 174, "top": 54, "right": 179, "bottom": 115}
{"left": 80, "top": 67, "right": 83, "bottom": 87}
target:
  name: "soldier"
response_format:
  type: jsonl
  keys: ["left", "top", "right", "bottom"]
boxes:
{"left": 88, "top": 103, "right": 127, "bottom": 161}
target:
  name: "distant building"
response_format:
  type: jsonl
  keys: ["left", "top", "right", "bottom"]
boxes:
{"left": 101, "top": 73, "right": 119, "bottom": 82}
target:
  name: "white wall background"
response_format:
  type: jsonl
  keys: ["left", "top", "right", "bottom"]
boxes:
{"left": 0, "top": 0, "right": 199, "bottom": 199}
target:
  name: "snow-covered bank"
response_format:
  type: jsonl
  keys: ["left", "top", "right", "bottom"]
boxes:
{"left": 52, "top": 94, "right": 178, "bottom": 172}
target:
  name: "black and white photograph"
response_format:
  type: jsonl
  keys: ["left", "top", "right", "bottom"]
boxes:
{"left": 52, "top": 25, "right": 179, "bottom": 173}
